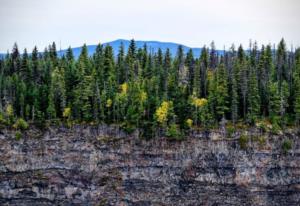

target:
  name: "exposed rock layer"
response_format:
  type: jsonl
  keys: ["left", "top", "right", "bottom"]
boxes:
{"left": 0, "top": 125, "right": 299, "bottom": 205}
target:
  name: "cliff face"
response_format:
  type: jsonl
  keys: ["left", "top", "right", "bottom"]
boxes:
{"left": 0, "top": 125, "right": 299, "bottom": 206}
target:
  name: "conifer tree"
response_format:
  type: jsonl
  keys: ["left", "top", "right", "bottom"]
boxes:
{"left": 50, "top": 68, "right": 66, "bottom": 117}
{"left": 294, "top": 76, "right": 300, "bottom": 125}
{"left": 269, "top": 82, "right": 281, "bottom": 124}
{"left": 163, "top": 49, "right": 171, "bottom": 98}
{"left": 199, "top": 46, "right": 209, "bottom": 97}
{"left": 185, "top": 49, "right": 195, "bottom": 95}
{"left": 276, "top": 38, "right": 287, "bottom": 90}
{"left": 294, "top": 49, "right": 300, "bottom": 124}
{"left": 248, "top": 66, "right": 260, "bottom": 123}
{"left": 193, "top": 60, "right": 201, "bottom": 97}
{"left": 239, "top": 55, "right": 248, "bottom": 119}
{"left": 231, "top": 76, "right": 239, "bottom": 123}
{"left": 11, "top": 43, "right": 20, "bottom": 75}
{"left": 126, "top": 39, "right": 137, "bottom": 81}
{"left": 215, "top": 60, "right": 229, "bottom": 120}
{"left": 117, "top": 42, "right": 125, "bottom": 84}
{"left": 209, "top": 41, "right": 217, "bottom": 69}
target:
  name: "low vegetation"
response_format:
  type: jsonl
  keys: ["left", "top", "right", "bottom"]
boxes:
{"left": 13, "top": 118, "right": 29, "bottom": 130}
{"left": 239, "top": 134, "right": 249, "bottom": 150}
{"left": 15, "top": 131, "right": 22, "bottom": 140}
{"left": 282, "top": 139, "right": 292, "bottom": 154}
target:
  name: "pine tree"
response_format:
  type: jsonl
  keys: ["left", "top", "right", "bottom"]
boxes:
{"left": 47, "top": 88, "right": 56, "bottom": 119}
{"left": 193, "top": 59, "right": 201, "bottom": 97}
{"left": 209, "top": 41, "right": 217, "bottom": 69}
{"left": 50, "top": 68, "right": 66, "bottom": 117}
{"left": 117, "top": 42, "right": 125, "bottom": 83}
{"left": 78, "top": 44, "right": 91, "bottom": 75}
{"left": 32, "top": 46, "right": 40, "bottom": 84}
{"left": 65, "top": 47, "right": 78, "bottom": 107}
{"left": 50, "top": 42, "right": 58, "bottom": 66}
{"left": 215, "top": 60, "right": 229, "bottom": 120}
{"left": 73, "top": 44, "right": 93, "bottom": 120}
{"left": 126, "top": 39, "right": 137, "bottom": 81}
{"left": 0, "top": 59, "right": 4, "bottom": 112}
{"left": 175, "top": 45, "right": 187, "bottom": 86}
{"left": 185, "top": 49, "right": 194, "bottom": 95}
{"left": 239, "top": 53, "right": 248, "bottom": 119}
{"left": 276, "top": 38, "right": 287, "bottom": 90}
{"left": 199, "top": 46, "right": 209, "bottom": 97}
{"left": 248, "top": 66, "right": 260, "bottom": 123}
{"left": 294, "top": 49, "right": 300, "bottom": 124}
{"left": 269, "top": 82, "right": 281, "bottom": 124}
{"left": 250, "top": 41, "right": 258, "bottom": 67}
{"left": 163, "top": 49, "right": 171, "bottom": 98}
{"left": 231, "top": 76, "right": 239, "bottom": 123}
{"left": 279, "top": 80, "right": 289, "bottom": 126}
{"left": 11, "top": 43, "right": 20, "bottom": 75}
{"left": 20, "top": 49, "right": 30, "bottom": 81}
{"left": 140, "top": 44, "right": 148, "bottom": 78}
{"left": 294, "top": 76, "right": 300, "bottom": 125}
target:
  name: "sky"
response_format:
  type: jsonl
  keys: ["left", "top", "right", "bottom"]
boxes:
{"left": 0, "top": 0, "right": 300, "bottom": 52}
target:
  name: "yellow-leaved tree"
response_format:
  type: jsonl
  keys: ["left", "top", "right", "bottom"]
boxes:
{"left": 190, "top": 96, "right": 208, "bottom": 126}
{"left": 186, "top": 118, "right": 193, "bottom": 128}
{"left": 155, "top": 101, "right": 173, "bottom": 126}
{"left": 120, "top": 82, "right": 128, "bottom": 96}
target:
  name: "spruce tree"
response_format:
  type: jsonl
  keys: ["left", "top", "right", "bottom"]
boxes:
{"left": 163, "top": 49, "right": 171, "bottom": 99}
{"left": 185, "top": 49, "right": 194, "bottom": 95}
{"left": 294, "top": 76, "right": 300, "bottom": 125}
{"left": 209, "top": 41, "right": 217, "bottom": 69}
{"left": 199, "top": 46, "right": 209, "bottom": 97}
{"left": 231, "top": 76, "right": 239, "bottom": 123}
{"left": 117, "top": 42, "right": 125, "bottom": 83}
{"left": 248, "top": 66, "right": 260, "bottom": 123}
{"left": 215, "top": 60, "right": 229, "bottom": 120}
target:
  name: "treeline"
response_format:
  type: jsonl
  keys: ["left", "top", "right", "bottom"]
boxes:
{"left": 0, "top": 39, "right": 300, "bottom": 138}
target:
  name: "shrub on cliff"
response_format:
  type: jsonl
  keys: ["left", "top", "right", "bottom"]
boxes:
{"left": 270, "top": 123, "right": 281, "bottom": 135}
{"left": 13, "top": 118, "right": 29, "bottom": 130}
{"left": 239, "top": 134, "right": 249, "bottom": 150}
{"left": 282, "top": 139, "right": 292, "bottom": 154}
{"left": 15, "top": 131, "right": 22, "bottom": 140}
{"left": 226, "top": 124, "right": 235, "bottom": 138}
{"left": 256, "top": 119, "right": 272, "bottom": 133}
{"left": 0, "top": 113, "right": 7, "bottom": 124}
{"left": 166, "top": 123, "right": 183, "bottom": 140}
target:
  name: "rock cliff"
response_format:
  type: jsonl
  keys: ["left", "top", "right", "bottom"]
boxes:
{"left": 0, "top": 125, "right": 299, "bottom": 205}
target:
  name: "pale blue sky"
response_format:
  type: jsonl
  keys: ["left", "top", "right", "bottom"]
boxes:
{"left": 0, "top": 0, "right": 300, "bottom": 52}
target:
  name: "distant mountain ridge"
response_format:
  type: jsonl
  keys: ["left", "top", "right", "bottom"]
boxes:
{"left": 1, "top": 39, "right": 224, "bottom": 58}
{"left": 58, "top": 39, "right": 207, "bottom": 58}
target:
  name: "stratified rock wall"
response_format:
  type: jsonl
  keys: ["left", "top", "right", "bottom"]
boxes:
{"left": 0, "top": 125, "right": 299, "bottom": 205}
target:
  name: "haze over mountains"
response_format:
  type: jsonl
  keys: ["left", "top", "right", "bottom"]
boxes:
{"left": 1, "top": 39, "right": 224, "bottom": 58}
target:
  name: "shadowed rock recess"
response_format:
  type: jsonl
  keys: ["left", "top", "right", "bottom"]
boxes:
{"left": 0, "top": 125, "right": 299, "bottom": 206}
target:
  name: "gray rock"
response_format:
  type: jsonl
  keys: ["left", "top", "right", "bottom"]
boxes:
{"left": 0, "top": 125, "right": 299, "bottom": 205}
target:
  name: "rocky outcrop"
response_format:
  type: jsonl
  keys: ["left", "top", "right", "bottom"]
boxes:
{"left": 0, "top": 125, "right": 299, "bottom": 205}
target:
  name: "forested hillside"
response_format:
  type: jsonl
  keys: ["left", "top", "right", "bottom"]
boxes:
{"left": 0, "top": 39, "right": 300, "bottom": 138}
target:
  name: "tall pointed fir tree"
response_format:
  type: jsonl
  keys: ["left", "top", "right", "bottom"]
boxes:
{"left": 247, "top": 66, "right": 260, "bottom": 123}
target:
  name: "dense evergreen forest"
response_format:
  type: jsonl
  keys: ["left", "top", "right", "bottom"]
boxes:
{"left": 0, "top": 39, "right": 300, "bottom": 138}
